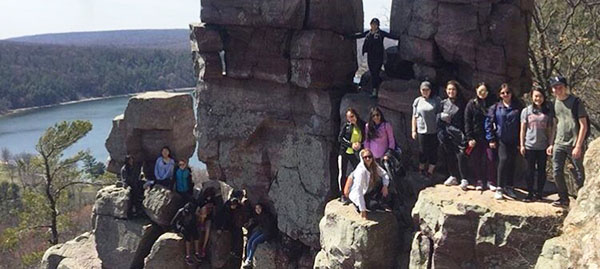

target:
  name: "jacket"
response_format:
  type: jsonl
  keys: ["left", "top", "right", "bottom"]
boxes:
{"left": 338, "top": 121, "right": 365, "bottom": 154}
{"left": 350, "top": 30, "right": 399, "bottom": 62}
{"left": 249, "top": 211, "right": 277, "bottom": 240}
{"left": 464, "top": 96, "right": 495, "bottom": 142}
{"left": 348, "top": 158, "right": 390, "bottom": 212}
{"left": 485, "top": 101, "right": 522, "bottom": 144}
{"left": 173, "top": 167, "right": 193, "bottom": 195}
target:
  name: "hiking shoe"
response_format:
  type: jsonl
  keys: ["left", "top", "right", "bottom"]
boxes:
{"left": 494, "top": 189, "right": 504, "bottom": 200}
{"left": 488, "top": 183, "right": 497, "bottom": 192}
{"left": 185, "top": 256, "right": 194, "bottom": 265}
{"left": 444, "top": 176, "right": 459, "bottom": 186}
{"left": 459, "top": 179, "right": 469, "bottom": 191}
{"left": 523, "top": 193, "right": 536, "bottom": 202}
{"left": 504, "top": 187, "right": 516, "bottom": 198}
{"left": 552, "top": 199, "right": 569, "bottom": 207}
{"left": 475, "top": 180, "right": 484, "bottom": 191}
{"left": 242, "top": 260, "right": 253, "bottom": 269}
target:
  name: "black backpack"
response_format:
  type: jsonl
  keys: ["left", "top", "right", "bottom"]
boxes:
{"left": 570, "top": 96, "right": 591, "bottom": 144}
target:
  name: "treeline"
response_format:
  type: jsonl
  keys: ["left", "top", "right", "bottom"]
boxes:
{"left": 0, "top": 41, "right": 194, "bottom": 112}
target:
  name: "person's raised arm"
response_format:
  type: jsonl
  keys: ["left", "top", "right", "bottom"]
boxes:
{"left": 346, "top": 30, "right": 369, "bottom": 40}
{"left": 382, "top": 30, "right": 400, "bottom": 40}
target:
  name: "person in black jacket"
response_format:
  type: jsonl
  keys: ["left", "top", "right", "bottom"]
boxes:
{"left": 120, "top": 155, "right": 143, "bottom": 217}
{"left": 347, "top": 18, "right": 399, "bottom": 98}
{"left": 242, "top": 203, "right": 277, "bottom": 268}
{"left": 337, "top": 108, "right": 365, "bottom": 203}
{"left": 171, "top": 202, "right": 201, "bottom": 265}
{"left": 214, "top": 196, "right": 249, "bottom": 262}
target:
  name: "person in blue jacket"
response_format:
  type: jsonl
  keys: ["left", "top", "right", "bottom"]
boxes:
{"left": 485, "top": 83, "right": 523, "bottom": 200}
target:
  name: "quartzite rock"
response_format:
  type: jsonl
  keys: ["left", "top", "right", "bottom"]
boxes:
{"left": 142, "top": 185, "right": 185, "bottom": 227}
{"left": 144, "top": 233, "right": 187, "bottom": 269}
{"left": 200, "top": 0, "right": 306, "bottom": 29}
{"left": 412, "top": 185, "right": 566, "bottom": 268}
{"left": 535, "top": 138, "right": 600, "bottom": 269}
{"left": 314, "top": 200, "right": 400, "bottom": 269}
{"left": 93, "top": 215, "right": 151, "bottom": 269}
{"left": 40, "top": 232, "right": 102, "bottom": 269}
{"left": 92, "top": 185, "right": 130, "bottom": 219}
{"left": 305, "top": 0, "right": 363, "bottom": 35}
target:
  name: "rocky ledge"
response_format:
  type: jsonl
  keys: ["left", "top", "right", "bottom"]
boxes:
{"left": 411, "top": 185, "right": 567, "bottom": 269}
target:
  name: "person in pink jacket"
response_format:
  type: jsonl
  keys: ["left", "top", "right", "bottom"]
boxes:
{"left": 364, "top": 107, "right": 395, "bottom": 162}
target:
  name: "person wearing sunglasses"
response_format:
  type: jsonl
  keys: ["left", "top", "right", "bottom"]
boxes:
{"left": 364, "top": 107, "right": 395, "bottom": 162}
{"left": 344, "top": 149, "right": 390, "bottom": 219}
{"left": 485, "top": 83, "right": 523, "bottom": 200}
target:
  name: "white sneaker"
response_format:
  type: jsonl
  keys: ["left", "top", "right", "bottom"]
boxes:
{"left": 488, "top": 183, "right": 497, "bottom": 192}
{"left": 504, "top": 187, "right": 516, "bottom": 198}
{"left": 444, "top": 176, "right": 459, "bottom": 186}
{"left": 494, "top": 189, "right": 504, "bottom": 200}
{"left": 475, "top": 180, "right": 484, "bottom": 191}
{"left": 459, "top": 179, "right": 469, "bottom": 191}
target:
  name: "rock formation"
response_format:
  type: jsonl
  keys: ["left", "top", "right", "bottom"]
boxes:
{"left": 389, "top": 0, "right": 533, "bottom": 93}
{"left": 142, "top": 185, "right": 185, "bottom": 227}
{"left": 40, "top": 232, "right": 101, "bottom": 269}
{"left": 411, "top": 185, "right": 566, "bottom": 268}
{"left": 105, "top": 91, "right": 196, "bottom": 176}
{"left": 535, "top": 138, "right": 600, "bottom": 268}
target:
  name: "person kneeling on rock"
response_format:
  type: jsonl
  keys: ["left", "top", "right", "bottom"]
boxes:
{"left": 171, "top": 202, "right": 202, "bottom": 265}
{"left": 344, "top": 149, "right": 391, "bottom": 219}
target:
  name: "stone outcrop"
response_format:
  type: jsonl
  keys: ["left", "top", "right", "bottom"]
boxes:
{"left": 390, "top": 0, "right": 533, "bottom": 93}
{"left": 411, "top": 185, "right": 566, "bottom": 268}
{"left": 314, "top": 200, "right": 401, "bottom": 269}
{"left": 92, "top": 185, "right": 130, "bottom": 219}
{"left": 93, "top": 216, "right": 152, "bottom": 269}
{"left": 40, "top": 232, "right": 101, "bottom": 269}
{"left": 142, "top": 185, "right": 185, "bottom": 227}
{"left": 144, "top": 233, "right": 188, "bottom": 269}
{"left": 105, "top": 91, "right": 196, "bottom": 175}
{"left": 535, "top": 138, "right": 600, "bottom": 268}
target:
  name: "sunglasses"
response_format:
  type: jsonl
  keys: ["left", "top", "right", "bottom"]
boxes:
{"left": 362, "top": 155, "right": 373, "bottom": 160}
{"left": 500, "top": 91, "right": 511, "bottom": 95}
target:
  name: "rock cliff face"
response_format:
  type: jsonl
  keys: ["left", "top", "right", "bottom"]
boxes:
{"left": 411, "top": 185, "right": 566, "bottom": 268}
{"left": 190, "top": 0, "right": 364, "bottom": 252}
{"left": 535, "top": 138, "right": 600, "bottom": 269}
{"left": 390, "top": 0, "right": 533, "bottom": 92}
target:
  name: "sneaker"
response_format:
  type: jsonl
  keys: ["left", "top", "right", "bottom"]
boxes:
{"left": 444, "top": 176, "right": 459, "bottom": 186}
{"left": 504, "top": 187, "right": 516, "bottom": 198}
{"left": 551, "top": 199, "right": 569, "bottom": 207}
{"left": 242, "top": 260, "right": 253, "bottom": 269}
{"left": 488, "top": 183, "right": 497, "bottom": 192}
{"left": 185, "top": 256, "right": 194, "bottom": 265}
{"left": 523, "top": 193, "right": 536, "bottom": 202}
{"left": 194, "top": 252, "right": 202, "bottom": 263}
{"left": 494, "top": 189, "right": 504, "bottom": 200}
{"left": 475, "top": 180, "right": 484, "bottom": 191}
{"left": 459, "top": 179, "right": 469, "bottom": 191}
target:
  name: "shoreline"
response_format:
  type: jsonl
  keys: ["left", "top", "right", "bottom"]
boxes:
{"left": 0, "top": 87, "right": 195, "bottom": 117}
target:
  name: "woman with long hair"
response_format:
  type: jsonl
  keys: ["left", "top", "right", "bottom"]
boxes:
{"left": 344, "top": 149, "right": 390, "bottom": 219}
{"left": 338, "top": 108, "right": 365, "bottom": 203}
{"left": 153, "top": 146, "right": 175, "bottom": 187}
{"left": 412, "top": 81, "right": 442, "bottom": 177}
{"left": 364, "top": 107, "right": 395, "bottom": 161}
{"left": 519, "top": 86, "right": 554, "bottom": 201}
{"left": 486, "top": 83, "right": 523, "bottom": 200}
{"left": 243, "top": 203, "right": 277, "bottom": 268}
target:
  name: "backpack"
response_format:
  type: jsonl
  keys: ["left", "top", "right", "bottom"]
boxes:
{"left": 570, "top": 96, "right": 591, "bottom": 144}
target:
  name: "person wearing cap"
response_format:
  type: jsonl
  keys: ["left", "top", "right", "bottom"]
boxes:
{"left": 346, "top": 18, "right": 399, "bottom": 98}
{"left": 412, "top": 81, "right": 442, "bottom": 177}
{"left": 548, "top": 75, "right": 588, "bottom": 207}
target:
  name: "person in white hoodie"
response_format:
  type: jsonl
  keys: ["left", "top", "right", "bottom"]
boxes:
{"left": 344, "top": 149, "right": 390, "bottom": 219}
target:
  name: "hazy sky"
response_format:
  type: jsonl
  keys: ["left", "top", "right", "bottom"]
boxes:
{"left": 0, "top": 0, "right": 391, "bottom": 39}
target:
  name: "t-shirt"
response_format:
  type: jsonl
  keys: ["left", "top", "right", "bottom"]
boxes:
{"left": 346, "top": 126, "right": 362, "bottom": 154}
{"left": 554, "top": 95, "right": 587, "bottom": 148}
{"left": 413, "top": 96, "right": 441, "bottom": 134}
{"left": 520, "top": 105, "right": 553, "bottom": 150}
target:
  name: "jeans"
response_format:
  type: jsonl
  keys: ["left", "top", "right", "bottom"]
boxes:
{"left": 245, "top": 231, "right": 266, "bottom": 262}
{"left": 337, "top": 152, "right": 359, "bottom": 195}
{"left": 497, "top": 141, "right": 517, "bottom": 188}
{"left": 418, "top": 133, "right": 438, "bottom": 166}
{"left": 525, "top": 149, "right": 547, "bottom": 196}
{"left": 552, "top": 146, "right": 585, "bottom": 200}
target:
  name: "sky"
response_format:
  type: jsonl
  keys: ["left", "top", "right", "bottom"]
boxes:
{"left": 0, "top": 0, "right": 391, "bottom": 39}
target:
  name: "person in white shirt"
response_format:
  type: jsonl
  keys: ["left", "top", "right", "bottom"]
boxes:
{"left": 344, "top": 149, "right": 390, "bottom": 219}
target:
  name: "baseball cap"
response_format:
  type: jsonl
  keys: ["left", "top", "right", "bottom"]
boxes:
{"left": 420, "top": 81, "right": 432, "bottom": 90}
{"left": 549, "top": 76, "right": 567, "bottom": 87}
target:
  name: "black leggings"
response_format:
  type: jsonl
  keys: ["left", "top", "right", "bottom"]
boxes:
{"left": 368, "top": 60, "right": 383, "bottom": 89}
{"left": 418, "top": 133, "right": 438, "bottom": 166}
{"left": 525, "top": 149, "right": 547, "bottom": 195}
{"left": 338, "top": 152, "right": 359, "bottom": 194}
{"left": 497, "top": 141, "right": 517, "bottom": 188}
{"left": 441, "top": 142, "right": 469, "bottom": 180}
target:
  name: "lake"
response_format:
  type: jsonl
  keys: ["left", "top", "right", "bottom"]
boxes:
{"left": 0, "top": 94, "right": 205, "bottom": 169}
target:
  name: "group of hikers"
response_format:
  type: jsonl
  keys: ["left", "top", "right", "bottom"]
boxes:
{"left": 119, "top": 146, "right": 276, "bottom": 268}
{"left": 338, "top": 75, "right": 588, "bottom": 219}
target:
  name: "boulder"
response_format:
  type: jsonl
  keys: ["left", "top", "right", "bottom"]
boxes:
{"left": 142, "top": 185, "right": 185, "bottom": 227}
{"left": 92, "top": 185, "right": 129, "bottom": 219}
{"left": 40, "top": 232, "right": 102, "bottom": 269}
{"left": 412, "top": 185, "right": 566, "bottom": 268}
{"left": 200, "top": 0, "right": 306, "bottom": 29}
{"left": 105, "top": 91, "right": 196, "bottom": 176}
{"left": 189, "top": 23, "right": 223, "bottom": 53}
{"left": 93, "top": 215, "right": 152, "bottom": 269}
{"left": 144, "top": 233, "right": 187, "bottom": 269}
{"left": 305, "top": 0, "right": 363, "bottom": 35}
{"left": 314, "top": 200, "right": 400, "bottom": 268}
{"left": 535, "top": 138, "right": 600, "bottom": 268}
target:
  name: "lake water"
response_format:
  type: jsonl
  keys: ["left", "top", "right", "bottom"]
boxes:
{"left": 0, "top": 94, "right": 204, "bottom": 169}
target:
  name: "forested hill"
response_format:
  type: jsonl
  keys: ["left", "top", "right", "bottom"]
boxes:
{"left": 6, "top": 29, "right": 189, "bottom": 50}
{"left": 0, "top": 40, "right": 194, "bottom": 112}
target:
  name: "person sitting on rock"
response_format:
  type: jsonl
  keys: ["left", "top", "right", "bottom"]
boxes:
{"left": 346, "top": 18, "right": 400, "bottom": 98}
{"left": 173, "top": 159, "right": 194, "bottom": 202}
{"left": 337, "top": 108, "right": 365, "bottom": 204}
{"left": 171, "top": 202, "right": 201, "bottom": 265}
{"left": 151, "top": 146, "right": 175, "bottom": 188}
{"left": 196, "top": 202, "right": 213, "bottom": 261}
{"left": 214, "top": 195, "right": 248, "bottom": 262}
{"left": 344, "top": 149, "right": 391, "bottom": 219}
{"left": 412, "top": 81, "right": 442, "bottom": 178}
{"left": 120, "top": 155, "right": 143, "bottom": 217}
{"left": 364, "top": 107, "right": 395, "bottom": 163}
{"left": 242, "top": 203, "right": 277, "bottom": 268}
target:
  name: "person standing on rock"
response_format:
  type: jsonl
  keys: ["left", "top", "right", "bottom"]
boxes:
{"left": 243, "top": 203, "right": 277, "bottom": 268}
{"left": 347, "top": 18, "right": 399, "bottom": 98}
{"left": 486, "top": 84, "right": 523, "bottom": 200}
{"left": 344, "top": 149, "right": 391, "bottom": 219}
{"left": 548, "top": 76, "right": 588, "bottom": 207}
{"left": 463, "top": 83, "right": 498, "bottom": 191}
{"left": 171, "top": 202, "right": 201, "bottom": 265}
{"left": 120, "top": 155, "right": 143, "bottom": 217}
{"left": 412, "top": 81, "right": 442, "bottom": 178}
{"left": 364, "top": 107, "right": 395, "bottom": 164}
{"left": 173, "top": 159, "right": 194, "bottom": 202}
{"left": 519, "top": 85, "right": 554, "bottom": 202}
{"left": 338, "top": 108, "right": 365, "bottom": 203}
{"left": 437, "top": 81, "right": 470, "bottom": 190}
{"left": 151, "top": 146, "right": 175, "bottom": 188}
